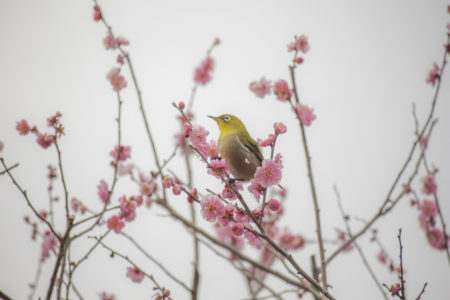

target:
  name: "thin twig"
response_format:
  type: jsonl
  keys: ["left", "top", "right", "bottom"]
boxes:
{"left": 93, "top": 236, "right": 172, "bottom": 299}
{"left": 46, "top": 216, "right": 74, "bottom": 300}
{"left": 398, "top": 229, "right": 406, "bottom": 300}
{"left": 334, "top": 185, "right": 388, "bottom": 300}
{"left": 71, "top": 92, "right": 123, "bottom": 240}
{"left": 0, "top": 158, "right": 61, "bottom": 240}
{"left": 120, "top": 231, "right": 191, "bottom": 292}
{"left": 54, "top": 136, "right": 70, "bottom": 221}
{"left": 161, "top": 201, "right": 334, "bottom": 300}
{"left": 326, "top": 119, "right": 438, "bottom": 265}
{"left": 0, "top": 162, "right": 19, "bottom": 175}
{"left": 326, "top": 33, "right": 449, "bottom": 265}
{"left": 415, "top": 282, "right": 428, "bottom": 300}
{"left": 289, "top": 64, "right": 327, "bottom": 290}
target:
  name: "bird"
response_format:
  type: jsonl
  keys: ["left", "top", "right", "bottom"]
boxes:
{"left": 208, "top": 114, "right": 263, "bottom": 181}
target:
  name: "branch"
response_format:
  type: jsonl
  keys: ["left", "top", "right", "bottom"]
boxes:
{"left": 161, "top": 201, "right": 334, "bottom": 300}
{"left": 289, "top": 64, "right": 327, "bottom": 290}
{"left": 45, "top": 216, "right": 74, "bottom": 300}
{"left": 0, "top": 162, "right": 18, "bottom": 175}
{"left": 415, "top": 282, "right": 428, "bottom": 300}
{"left": 120, "top": 231, "right": 191, "bottom": 292}
{"left": 54, "top": 135, "right": 70, "bottom": 221}
{"left": 334, "top": 185, "right": 388, "bottom": 300}
{"left": 398, "top": 229, "right": 406, "bottom": 300}
{"left": 93, "top": 236, "right": 172, "bottom": 299}
{"left": 0, "top": 158, "right": 61, "bottom": 240}
{"left": 326, "top": 33, "right": 449, "bottom": 264}
{"left": 327, "top": 119, "right": 438, "bottom": 265}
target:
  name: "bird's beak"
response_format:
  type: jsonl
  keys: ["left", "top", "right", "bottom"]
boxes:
{"left": 208, "top": 115, "right": 219, "bottom": 121}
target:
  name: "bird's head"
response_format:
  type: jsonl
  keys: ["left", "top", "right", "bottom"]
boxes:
{"left": 208, "top": 114, "right": 247, "bottom": 135}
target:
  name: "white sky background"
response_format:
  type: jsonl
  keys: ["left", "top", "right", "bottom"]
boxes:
{"left": 1, "top": 0, "right": 449, "bottom": 299}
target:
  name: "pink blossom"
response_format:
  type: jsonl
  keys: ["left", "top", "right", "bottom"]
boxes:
{"left": 200, "top": 195, "right": 225, "bottom": 222}
{"left": 162, "top": 177, "right": 173, "bottom": 188}
{"left": 207, "top": 159, "right": 229, "bottom": 179}
{"left": 194, "top": 56, "right": 214, "bottom": 85}
{"left": 222, "top": 185, "right": 237, "bottom": 200}
{"left": 249, "top": 77, "right": 271, "bottom": 98}
{"left": 418, "top": 213, "right": 432, "bottom": 230}
{"left": 244, "top": 227, "right": 262, "bottom": 249}
{"left": 336, "top": 229, "right": 353, "bottom": 252}
{"left": 287, "top": 41, "right": 296, "bottom": 52}
{"left": 248, "top": 180, "right": 265, "bottom": 201}
{"left": 140, "top": 182, "right": 157, "bottom": 196}
{"left": 390, "top": 283, "right": 401, "bottom": 296}
{"left": 426, "top": 63, "right": 440, "bottom": 86}
{"left": 103, "top": 32, "right": 118, "bottom": 50}
{"left": 178, "top": 101, "right": 185, "bottom": 109}
{"left": 116, "top": 36, "right": 129, "bottom": 46}
{"left": 295, "top": 35, "right": 310, "bottom": 53}
{"left": 201, "top": 56, "right": 215, "bottom": 72}
{"left": 187, "top": 188, "right": 198, "bottom": 203}
{"left": 118, "top": 163, "right": 134, "bottom": 176}
{"left": 172, "top": 184, "right": 182, "bottom": 195}
{"left": 273, "top": 79, "right": 292, "bottom": 101}
{"left": 252, "top": 157, "right": 283, "bottom": 188}
{"left": 221, "top": 181, "right": 243, "bottom": 200}
{"left": 418, "top": 199, "right": 437, "bottom": 217}
{"left": 419, "top": 135, "right": 428, "bottom": 147}
{"left": 207, "top": 140, "right": 220, "bottom": 159}
{"left": 183, "top": 122, "right": 192, "bottom": 137}
{"left": 296, "top": 56, "right": 304, "bottom": 64}
{"left": 126, "top": 266, "right": 145, "bottom": 283}
{"left": 189, "top": 125, "right": 210, "bottom": 156}
{"left": 117, "top": 54, "right": 124, "bottom": 65}
{"left": 274, "top": 122, "right": 287, "bottom": 134}
{"left": 194, "top": 67, "right": 211, "bottom": 85}
{"left": 97, "top": 180, "right": 110, "bottom": 203}
{"left": 0, "top": 140, "right": 3, "bottom": 153}
{"left": 107, "top": 68, "right": 127, "bottom": 91}
{"left": 16, "top": 119, "right": 31, "bottom": 135}
{"left": 426, "top": 228, "right": 446, "bottom": 250}
{"left": 107, "top": 215, "right": 125, "bottom": 233}
{"left": 216, "top": 225, "right": 244, "bottom": 250}
{"left": 93, "top": 5, "right": 102, "bottom": 21}
{"left": 119, "top": 196, "right": 137, "bottom": 222}
{"left": 267, "top": 198, "right": 281, "bottom": 211}
{"left": 234, "top": 209, "right": 252, "bottom": 224}
{"left": 71, "top": 198, "right": 79, "bottom": 212}
{"left": 259, "top": 134, "right": 276, "bottom": 147}
{"left": 231, "top": 223, "right": 244, "bottom": 236}
{"left": 279, "top": 231, "right": 305, "bottom": 251}
{"left": 36, "top": 133, "right": 55, "bottom": 149}
{"left": 376, "top": 250, "right": 387, "bottom": 264}
{"left": 421, "top": 174, "right": 437, "bottom": 195}
{"left": 40, "top": 230, "right": 59, "bottom": 262}
{"left": 294, "top": 103, "right": 316, "bottom": 126}
{"left": 47, "top": 112, "right": 62, "bottom": 128}
{"left": 110, "top": 145, "right": 131, "bottom": 161}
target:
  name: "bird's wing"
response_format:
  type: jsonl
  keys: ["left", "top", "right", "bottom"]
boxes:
{"left": 239, "top": 134, "right": 263, "bottom": 164}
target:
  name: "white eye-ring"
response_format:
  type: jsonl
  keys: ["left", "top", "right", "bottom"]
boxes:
{"left": 223, "top": 115, "right": 231, "bottom": 122}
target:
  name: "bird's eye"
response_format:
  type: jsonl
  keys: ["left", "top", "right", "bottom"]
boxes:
{"left": 223, "top": 115, "right": 231, "bottom": 122}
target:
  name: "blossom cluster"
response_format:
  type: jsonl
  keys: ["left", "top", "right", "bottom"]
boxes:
{"left": 15, "top": 112, "right": 65, "bottom": 150}
{"left": 248, "top": 35, "right": 316, "bottom": 127}
{"left": 194, "top": 56, "right": 215, "bottom": 85}
{"left": 408, "top": 174, "right": 448, "bottom": 250}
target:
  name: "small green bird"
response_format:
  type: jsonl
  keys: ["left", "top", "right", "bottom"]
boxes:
{"left": 208, "top": 114, "right": 263, "bottom": 181}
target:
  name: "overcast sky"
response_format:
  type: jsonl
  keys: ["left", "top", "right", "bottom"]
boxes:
{"left": 1, "top": 1, "right": 449, "bottom": 299}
